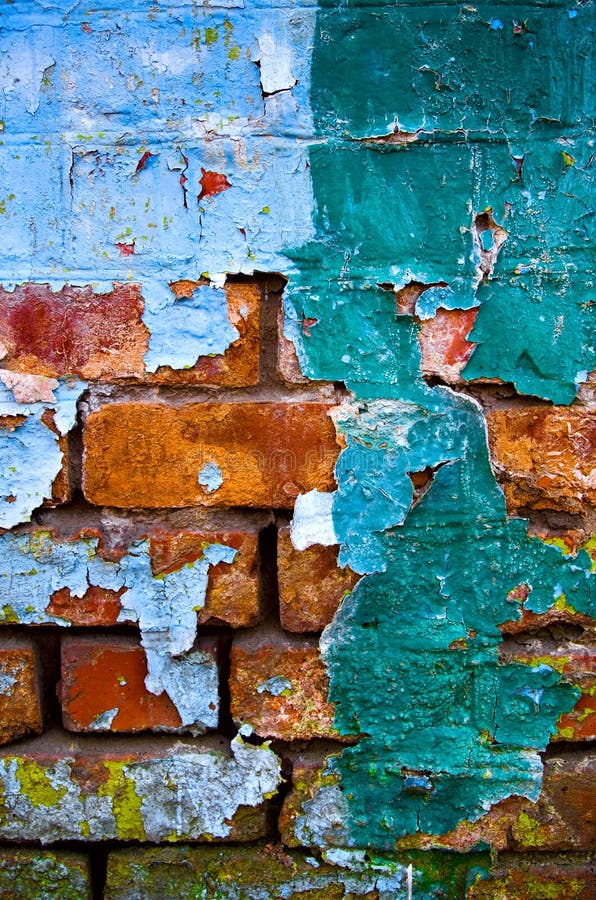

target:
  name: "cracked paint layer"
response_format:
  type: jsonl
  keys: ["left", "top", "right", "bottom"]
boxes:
{"left": 286, "top": 0, "right": 595, "bottom": 847}
{"left": 0, "top": 736, "right": 281, "bottom": 843}
{"left": 0, "top": 1, "right": 317, "bottom": 371}
{"left": 0, "top": 531, "right": 235, "bottom": 733}
{"left": 0, "top": 377, "right": 85, "bottom": 528}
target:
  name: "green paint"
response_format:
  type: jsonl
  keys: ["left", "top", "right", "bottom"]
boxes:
{"left": 285, "top": 0, "right": 595, "bottom": 846}
{"left": 14, "top": 760, "right": 67, "bottom": 808}
{"left": 98, "top": 761, "right": 146, "bottom": 841}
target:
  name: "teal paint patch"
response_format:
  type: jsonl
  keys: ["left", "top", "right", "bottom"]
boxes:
{"left": 286, "top": 0, "right": 596, "bottom": 846}
{"left": 0, "top": 378, "right": 85, "bottom": 529}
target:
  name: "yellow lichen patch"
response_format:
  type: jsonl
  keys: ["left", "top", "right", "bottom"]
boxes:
{"left": 14, "top": 760, "right": 67, "bottom": 808}
{"left": 98, "top": 761, "right": 146, "bottom": 841}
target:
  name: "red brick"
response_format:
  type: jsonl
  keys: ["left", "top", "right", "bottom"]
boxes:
{"left": 0, "top": 283, "right": 147, "bottom": 379}
{"left": 486, "top": 408, "right": 596, "bottom": 514}
{"left": 83, "top": 402, "right": 339, "bottom": 509}
{"left": 418, "top": 307, "right": 478, "bottom": 383}
{"left": 0, "top": 281, "right": 259, "bottom": 387}
{"left": 0, "top": 637, "right": 42, "bottom": 745}
{"left": 230, "top": 632, "right": 340, "bottom": 741}
{"left": 278, "top": 525, "right": 359, "bottom": 632}
{"left": 281, "top": 752, "right": 596, "bottom": 852}
{"left": 467, "top": 863, "right": 595, "bottom": 900}
{"left": 60, "top": 635, "right": 218, "bottom": 734}
{"left": 43, "top": 527, "right": 259, "bottom": 629}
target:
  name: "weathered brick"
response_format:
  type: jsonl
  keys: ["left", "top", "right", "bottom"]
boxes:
{"left": 150, "top": 280, "right": 260, "bottom": 387}
{"left": 0, "top": 281, "right": 259, "bottom": 386}
{"left": 500, "top": 638, "right": 595, "bottom": 742}
{"left": 149, "top": 528, "right": 260, "bottom": 628}
{"left": 281, "top": 752, "right": 596, "bottom": 853}
{"left": 486, "top": 408, "right": 596, "bottom": 514}
{"left": 2, "top": 525, "right": 259, "bottom": 629}
{"left": 278, "top": 525, "right": 359, "bottom": 632}
{"left": 467, "top": 862, "right": 595, "bottom": 900}
{"left": 230, "top": 632, "right": 340, "bottom": 741}
{"left": 277, "top": 300, "right": 310, "bottom": 384}
{"left": 0, "top": 733, "right": 280, "bottom": 842}
{"left": 0, "top": 637, "right": 42, "bottom": 745}
{"left": 83, "top": 402, "right": 339, "bottom": 509}
{"left": 105, "top": 844, "right": 485, "bottom": 899}
{"left": 60, "top": 635, "right": 218, "bottom": 735}
{"left": 0, "top": 849, "right": 91, "bottom": 899}
{"left": 418, "top": 307, "right": 478, "bottom": 384}
{"left": 0, "top": 283, "right": 147, "bottom": 379}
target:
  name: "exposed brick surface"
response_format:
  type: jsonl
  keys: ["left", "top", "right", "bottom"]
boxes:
{"left": 150, "top": 281, "right": 260, "bottom": 387}
{"left": 486, "top": 408, "right": 596, "bottom": 514}
{"left": 230, "top": 632, "right": 340, "bottom": 741}
{"left": 418, "top": 307, "right": 478, "bottom": 383}
{"left": 0, "top": 849, "right": 91, "bottom": 899}
{"left": 278, "top": 525, "right": 359, "bottom": 632}
{"left": 281, "top": 752, "right": 596, "bottom": 853}
{"left": 0, "top": 283, "right": 147, "bottom": 380}
{"left": 60, "top": 636, "right": 218, "bottom": 734}
{"left": 0, "top": 733, "right": 279, "bottom": 842}
{"left": 0, "top": 282, "right": 259, "bottom": 386}
{"left": 0, "top": 638, "right": 42, "bottom": 746}
{"left": 45, "top": 527, "right": 259, "bottom": 628}
{"left": 83, "top": 402, "right": 339, "bottom": 509}
{"left": 467, "top": 863, "right": 596, "bottom": 899}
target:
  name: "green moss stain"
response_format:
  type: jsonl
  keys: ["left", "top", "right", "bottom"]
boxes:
{"left": 14, "top": 760, "right": 67, "bottom": 808}
{"left": 285, "top": 0, "right": 596, "bottom": 846}
{"left": 98, "top": 761, "right": 146, "bottom": 841}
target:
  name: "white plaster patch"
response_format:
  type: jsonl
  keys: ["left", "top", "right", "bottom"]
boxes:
{"left": 291, "top": 490, "right": 338, "bottom": 550}
{"left": 256, "top": 33, "right": 297, "bottom": 94}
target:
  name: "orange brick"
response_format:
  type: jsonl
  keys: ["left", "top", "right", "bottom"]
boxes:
{"left": 60, "top": 636, "right": 219, "bottom": 734}
{"left": 277, "top": 525, "right": 359, "bottom": 632}
{"left": 486, "top": 408, "right": 596, "bottom": 514}
{"left": 0, "top": 638, "right": 42, "bottom": 745}
{"left": 230, "top": 632, "right": 340, "bottom": 741}
{"left": 83, "top": 402, "right": 339, "bottom": 509}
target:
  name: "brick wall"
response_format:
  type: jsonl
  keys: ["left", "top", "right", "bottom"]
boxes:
{"left": 0, "top": 1, "right": 594, "bottom": 897}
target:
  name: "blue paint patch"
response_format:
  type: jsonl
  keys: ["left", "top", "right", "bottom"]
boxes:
{"left": 144, "top": 284, "right": 238, "bottom": 372}
{"left": 490, "top": 18, "right": 504, "bottom": 30}
{"left": 0, "top": 1, "right": 317, "bottom": 351}
{"left": 0, "top": 378, "right": 86, "bottom": 529}
{"left": 198, "top": 461, "right": 224, "bottom": 494}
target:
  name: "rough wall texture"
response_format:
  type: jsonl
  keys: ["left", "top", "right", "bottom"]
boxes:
{"left": 0, "top": 0, "right": 594, "bottom": 897}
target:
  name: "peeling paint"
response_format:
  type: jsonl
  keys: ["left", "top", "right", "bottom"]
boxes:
{"left": 198, "top": 461, "right": 224, "bottom": 494}
{"left": 0, "top": 378, "right": 85, "bottom": 528}
{"left": 0, "top": 532, "right": 235, "bottom": 732}
{"left": 0, "top": 737, "right": 281, "bottom": 843}
{"left": 285, "top": 0, "right": 596, "bottom": 847}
